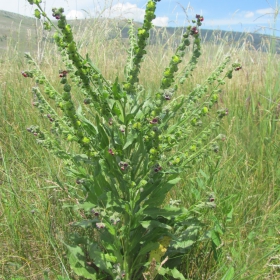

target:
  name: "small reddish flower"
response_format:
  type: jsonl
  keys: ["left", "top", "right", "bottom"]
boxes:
{"left": 149, "top": 118, "right": 158, "bottom": 124}
{"left": 154, "top": 165, "right": 162, "bottom": 172}
{"left": 21, "top": 71, "right": 28, "bottom": 77}
{"left": 191, "top": 27, "right": 199, "bottom": 35}
{"left": 91, "top": 209, "right": 99, "bottom": 217}
{"left": 53, "top": 14, "right": 61, "bottom": 19}
{"left": 83, "top": 98, "right": 91, "bottom": 105}
{"left": 76, "top": 179, "right": 84, "bottom": 184}
{"left": 96, "top": 222, "right": 105, "bottom": 229}
{"left": 119, "top": 161, "right": 129, "bottom": 171}
{"left": 109, "top": 149, "right": 114, "bottom": 155}
{"left": 59, "top": 70, "right": 68, "bottom": 77}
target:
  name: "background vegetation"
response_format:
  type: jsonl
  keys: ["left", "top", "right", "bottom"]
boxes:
{"left": 0, "top": 8, "right": 280, "bottom": 280}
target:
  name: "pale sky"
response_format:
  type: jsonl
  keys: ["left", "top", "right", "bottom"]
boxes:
{"left": 0, "top": 0, "right": 279, "bottom": 35}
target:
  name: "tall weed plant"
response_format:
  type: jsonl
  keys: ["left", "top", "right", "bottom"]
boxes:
{"left": 23, "top": 0, "right": 241, "bottom": 279}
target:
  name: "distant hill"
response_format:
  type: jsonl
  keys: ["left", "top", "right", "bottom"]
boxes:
{"left": 0, "top": 10, "right": 39, "bottom": 52}
{"left": 0, "top": 10, "right": 279, "bottom": 54}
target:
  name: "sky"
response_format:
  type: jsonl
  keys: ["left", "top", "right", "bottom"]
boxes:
{"left": 1, "top": 0, "right": 279, "bottom": 35}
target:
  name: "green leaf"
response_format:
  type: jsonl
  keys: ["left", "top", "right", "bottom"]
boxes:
{"left": 115, "top": 101, "right": 125, "bottom": 122}
{"left": 211, "top": 230, "right": 222, "bottom": 247}
{"left": 88, "top": 244, "right": 115, "bottom": 275}
{"left": 167, "top": 177, "right": 181, "bottom": 185}
{"left": 73, "top": 154, "right": 93, "bottom": 164}
{"left": 143, "top": 206, "right": 187, "bottom": 220}
{"left": 142, "top": 176, "right": 181, "bottom": 207}
{"left": 172, "top": 222, "right": 201, "bottom": 250}
{"left": 96, "top": 115, "right": 109, "bottom": 148}
{"left": 173, "top": 239, "right": 195, "bottom": 250}
{"left": 123, "top": 131, "right": 138, "bottom": 150}
{"left": 112, "top": 77, "right": 126, "bottom": 100}
{"left": 76, "top": 106, "right": 97, "bottom": 135}
{"left": 74, "top": 201, "right": 95, "bottom": 211}
{"left": 86, "top": 53, "right": 102, "bottom": 74}
{"left": 141, "top": 220, "right": 172, "bottom": 230}
{"left": 158, "top": 267, "right": 186, "bottom": 280}
{"left": 226, "top": 207, "right": 234, "bottom": 223}
{"left": 138, "top": 242, "right": 159, "bottom": 257}
{"left": 222, "top": 266, "right": 235, "bottom": 280}
{"left": 72, "top": 219, "right": 98, "bottom": 228}
{"left": 67, "top": 245, "right": 97, "bottom": 279}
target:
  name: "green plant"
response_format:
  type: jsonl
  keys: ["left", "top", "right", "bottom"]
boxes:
{"left": 23, "top": 0, "right": 241, "bottom": 279}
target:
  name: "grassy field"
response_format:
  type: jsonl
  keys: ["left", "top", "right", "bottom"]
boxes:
{"left": 0, "top": 9, "right": 280, "bottom": 280}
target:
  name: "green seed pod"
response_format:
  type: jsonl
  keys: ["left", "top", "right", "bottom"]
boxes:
{"left": 62, "top": 92, "right": 71, "bottom": 101}
{"left": 132, "top": 122, "right": 142, "bottom": 130}
{"left": 191, "top": 118, "right": 197, "bottom": 126}
{"left": 43, "top": 22, "right": 51, "bottom": 31}
{"left": 60, "top": 77, "right": 67, "bottom": 84}
{"left": 57, "top": 20, "right": 66, "bottom": 29}
{"left": 172, "top": 55, "right": 180, "bottom": 64}
{"left": 149, "top": 148, "right": 157, "bottom": 155}
{"left": 163, "top": 68, "right": 172, "bottom": 78}
{"left": 34, "top": 9, "right": 41, "bottom": 19}
{"left": 67, "top": 134, "right": 74, "bottom": 141}
{"left": 173, "top": 157, "right": 180, "bottom": 164}
{"left": 140, "top": 180, "right": 147, "bottom": 187}
{"left": 68, "top": 42, "right": 76, "bottom": 53}
{"left": 147, "top": 1, "right": 156, "bottom": 9}
{"left": 212, "top": 94, "right": 218, "bottom": 102}
{"left": 64, "top": 84, "right": 71, "bottom": 92}
{"left": 190, "top": 145, "right": 197, "bottom": 152}
{"left": 143, "top": 135, "right": 149, "bottom": 142}
{"left": 82, "top": 137, "right": 90, "bottom": 144}
{"left": 201, "top": 107, "right": 208, "bottom": 114}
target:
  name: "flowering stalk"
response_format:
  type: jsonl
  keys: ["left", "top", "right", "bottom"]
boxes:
{"left": 123, "top": 0, "right": 159, "bottom": 94}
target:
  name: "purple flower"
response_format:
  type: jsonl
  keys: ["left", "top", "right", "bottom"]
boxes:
{"left": 21, "top": 71, "right": 28, "bottom": 78}
{"left": 119, "top": 161, "right": 129, "bottom": 171}
{"left": 91, "top": 209, "right": 99, "bottom": 217}
{"left": 149, "top": 118, "right": 158, "bottom": 124}
{"left": 191, "top": 27, "right": 199, "bottom": 35}
{"left": 96, "top": 222, "right": 105, "bottom": 229}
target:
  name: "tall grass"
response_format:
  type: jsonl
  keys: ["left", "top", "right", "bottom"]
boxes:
{"left": 1, "top": 14, "right": 280, "bottom": 279}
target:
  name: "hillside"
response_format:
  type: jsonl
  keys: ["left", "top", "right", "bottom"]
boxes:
{"left": 0, "top": 9, "right": 279, "bottom": 54}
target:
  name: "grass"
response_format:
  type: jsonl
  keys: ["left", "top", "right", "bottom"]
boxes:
{"left": 1, "top": 11, "right": 280, "bottom": 280}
